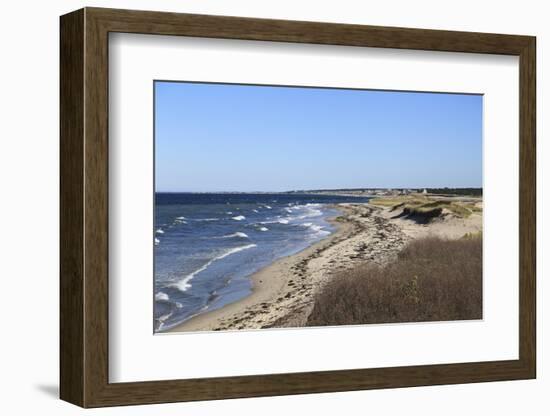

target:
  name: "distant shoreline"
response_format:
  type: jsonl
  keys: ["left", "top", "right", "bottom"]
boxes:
{"left": 155, "top": 188, "right": 482, "bottom": 197}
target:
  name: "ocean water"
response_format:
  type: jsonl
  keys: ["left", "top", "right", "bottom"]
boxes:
{"left": 153, "top": 193, "right": 371, "bottom": 332}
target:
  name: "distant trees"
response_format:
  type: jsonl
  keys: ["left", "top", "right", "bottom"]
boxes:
{"left": 426, "top": 187, "right": 482, "bottom": 196}
{"left": 287, "top": 187, "right": 483, "bottom": 196}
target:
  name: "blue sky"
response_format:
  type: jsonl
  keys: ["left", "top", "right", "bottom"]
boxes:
{"left": 155, "top": 81, "right": 482, "bottom": 192}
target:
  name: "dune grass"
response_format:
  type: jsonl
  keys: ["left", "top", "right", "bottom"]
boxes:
{"left": 369, "top": 196, "right": 428, "bottom": 207}
{"left": 307, "top": 236, "right": 482, "bottom": 326}
{"left": 371, "top": 195, "right": 480, "bottom": 220}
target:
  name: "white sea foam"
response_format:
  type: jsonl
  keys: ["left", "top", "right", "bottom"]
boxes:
{"left": 293, "top": 204, "right": 323, "bottom": 219}
{"left": 171, "top": 244, "right": 257, "bottom": 292}
{"left": 226, "top": 211, "right": 233, "bottom": 215}
{"left": 232, "top": 215, "right": 246, "bottom": 221}
{"left": 155, "top": 291, "right": 169, "bottom": 301}
{"left": 296, "top": 210, "right": 322, "bottom": 219}
{"left": 259, "top": 227, "right": 269, "bottom": 232}
{"left": 154, "top": 238, "right": 160, "bottom": 245}
{"left": 265, "top": 205, "right": 272, "bottom": 209}
{"left": 157, "top": 310, "right": 173, "bottom": 323}
{"left": 252, "top": 209, "right": 259, "bottom": 213}
{"left": 155, "top": 228, "right": 164, "bottom": 234}
{"left": 307, "top": 208, "right": 322, "bottom": 217}
{"left": 299, "top": 221, "right": 331, "bottom": 237}
{"left": 259, "top": 217, "right": 290, "bottom": 225}
{"left": 196, "top": 218, "right": 219, "bottom": 221}
{"left": 212, "top": 232, "right": 249, "bottom": 239}
{"left": 310, "top": 224, "right": 331, "bottom": 236}
{"left": 176, "top": 216, "right": 186, "bottom": 220}
{"left": 156, "top": 311, "right": 173, "bottom": 330}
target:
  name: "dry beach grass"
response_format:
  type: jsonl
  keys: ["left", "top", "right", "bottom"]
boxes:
{"left": 307, "top": 235, "right": 482, "bottom": 326}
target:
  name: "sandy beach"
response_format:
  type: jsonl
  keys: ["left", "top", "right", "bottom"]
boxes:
{"left": 169, "top": 197, "right": 482, "bottom": 333}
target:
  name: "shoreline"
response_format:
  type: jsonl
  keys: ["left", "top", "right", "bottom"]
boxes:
{"left": 168, "top": 198, "right": 482, "bottom": 333}
{"left": 168, "top": 208, "right": 355, "bottom": 332}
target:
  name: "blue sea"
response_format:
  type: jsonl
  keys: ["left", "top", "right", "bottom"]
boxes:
{"left": 153, "top": 193, "right": 371, "bottom": 332}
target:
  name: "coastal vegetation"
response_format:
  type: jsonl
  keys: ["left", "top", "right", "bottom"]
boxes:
{"left": 426, "top": 187, "right": 482, "bottom": 196}
{"left": 307, "top": 235, "right": 482, "bottom": 326}
{"left": 370, "top": 195, "right": 482, "bottom": 221}
{"left": 287, "top": 187, "right": 482, "bottom": 197}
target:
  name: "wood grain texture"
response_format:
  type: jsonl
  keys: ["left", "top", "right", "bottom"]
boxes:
{"left": 89, "top": 7, "right": 532, "bottom": 54}
{"left": 59, "top": 7, "right": 537, "bottom": 408}
{"left": 59, "top": 8, "right": 84, "bottom": 407}
{"left": 83, "top": 10, "right": 110, "bottom": 406}
{"left": 518, "top": 38, "right": 536, "bottom": 375}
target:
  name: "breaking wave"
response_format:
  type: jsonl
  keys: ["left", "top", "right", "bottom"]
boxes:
{"left": 169, "top": 244, "right": 257, "bottom": 292}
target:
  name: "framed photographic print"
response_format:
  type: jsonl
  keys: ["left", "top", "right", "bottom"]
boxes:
{"left": 60, "top": 7, "right": 536, "bottom": 407}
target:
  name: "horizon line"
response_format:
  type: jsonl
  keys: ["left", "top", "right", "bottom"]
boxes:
{"left": 155, "top": 186, "right": 483, "bottom": 194}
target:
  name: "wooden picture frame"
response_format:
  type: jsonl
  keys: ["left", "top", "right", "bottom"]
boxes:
{"left": 60, "top": 7, "right": 536, "bottom": 408}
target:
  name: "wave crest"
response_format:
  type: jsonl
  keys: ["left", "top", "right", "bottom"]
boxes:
{"left": 170, "top": 244, "right": 257, "bottom": 292}
{"left": 155, "top": 291, "right": 169, "bottom": 301}
{"left": 212, "top": 232, "right": 249, "bottom": 239}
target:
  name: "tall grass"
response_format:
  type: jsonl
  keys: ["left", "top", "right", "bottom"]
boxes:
{"left": 307, "top": 236, "right": 482, "bottom": 326}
